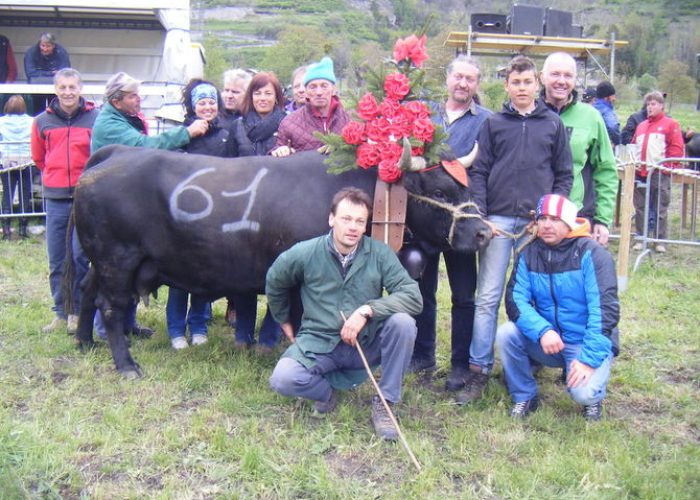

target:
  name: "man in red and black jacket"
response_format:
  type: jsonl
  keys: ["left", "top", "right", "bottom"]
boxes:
{"left": 31, "top": 68, "right": 97, "bottom": 333}
{"left": 631, "top": 91, "right": 685, "bottom": 253}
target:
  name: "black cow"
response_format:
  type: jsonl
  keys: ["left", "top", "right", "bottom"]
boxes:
{"left": 686, "top": 134, "right": 700, "bottom": 171}
{"left": 71, "top": 144, "right": 491, "bottom": 378}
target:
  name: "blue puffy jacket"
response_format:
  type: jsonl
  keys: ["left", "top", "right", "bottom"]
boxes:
{"left": 505, "top": 229, "right": 619, "bottom": 368}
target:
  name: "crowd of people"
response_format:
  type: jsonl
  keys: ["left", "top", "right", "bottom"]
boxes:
{"left": 0, "top": 30, "right": 694, "bottom": 440}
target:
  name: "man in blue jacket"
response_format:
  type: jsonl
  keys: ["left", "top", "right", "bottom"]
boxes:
{"left": 592, "top": 81, "right": 621, "bottom": 146}
{"left": 497, "top": 194, "right": 619, "bottom": 421}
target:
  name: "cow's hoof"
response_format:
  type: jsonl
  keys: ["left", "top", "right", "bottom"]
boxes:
{"left": 77, "top": 339, "right": 97, "bottom": 353}
{"left": 119, "top": 366, "right": 144, "bottom": 380}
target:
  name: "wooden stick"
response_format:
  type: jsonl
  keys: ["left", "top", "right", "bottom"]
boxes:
{"left": 340, "top": 311, "right": 422, "bottom": 472}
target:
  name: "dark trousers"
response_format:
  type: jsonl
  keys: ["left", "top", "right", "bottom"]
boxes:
{"left": 1, "top": 164, "right": 32, "bottom": 218}
{"left": 413, "top": 250, "right": 477, "bottom": 368}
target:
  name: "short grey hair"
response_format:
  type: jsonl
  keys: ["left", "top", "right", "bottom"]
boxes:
{"left": 446, "top": 54, "right": 482, "bottom": 80}
{"left": 291, "top": 65, "right": 308, "bottom": 84}
{"left": 39, "top": 32, "right": 56, "bottom": 45}
{"left": 223, "top": 69, "right": 252, "bottom": 88}
{"left": 54, "top": 68, "right": 82, "bottom": 86}
{"left": 542, "top": 52, "right": 577, "bottom": 76}
{"left": 104, "top": 72, "right": 141, "bottom": 103}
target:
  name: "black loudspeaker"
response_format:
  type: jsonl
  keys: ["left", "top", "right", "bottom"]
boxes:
{"left": 571, "top": 24, "right": 584, "bottom": 38}
{"left": 544, "top": 8, "right": 573, "bottom": 37}
{"left": 471, "top": 13, "right": 508, "bottom": 34}
{"left": 508, "top": 4, "right": 545, "bottom": 36}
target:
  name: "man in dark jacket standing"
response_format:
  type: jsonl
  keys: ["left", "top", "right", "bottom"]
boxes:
{"left": 408, "top": 55, "right": 492, "bottom": 393}
{"left": 459, "top": 55, "right": 573, "bottom": 405}
{"left": 31, "top": 68, "right": 96, "bottom": 334}
{"left": 497, "top": 194, "right": 619, "bottom": 421}
{"left": 270, "top": 57, "right": 349, "bottom": 156}
{"left": 267, "top": 188, "right": 422, "bottom": 441}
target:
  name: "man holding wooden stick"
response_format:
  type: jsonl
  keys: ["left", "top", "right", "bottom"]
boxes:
{"left": 267, "top": 187, "right": 422, "bottom": 441}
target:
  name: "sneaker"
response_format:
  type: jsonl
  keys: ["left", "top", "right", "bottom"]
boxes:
{"left": 445, "top": 365, "right": 471, "bottom": 392}
{"left": 582, "top": 401, "right": 603, "bottom": 421}
{"left": 191, "top": 334, "right": 208, "bottom": 346}
{"left": 371, "top": 395, "right": 399, "bottom": 441}
{"left": 407, "top": 356, "right": 436, "bottom": 374}
{"left": 510, "top": 396, "right": 539, "bottom": 418}
{"left": 131, "top": 324, "right": 154, "bottom": 338}
{"left": 42, "top": 316, "right": 66, "bottom": 333}
{"left": 655, "top": 244, "right": 667, "bottom": 253}
{"left": 455, "top": 370, "right": 489, "bottom": 405}
{"left": 313, "top": 390, "right": 338, "bottom": 416}
{"left": 632, "top": 242, "right": 643, "bottom": 251}
{"left": 66, "top": 315, "right": 79, "bottom": 335}
{"left": 171, "top": 337, "right": 189, "bottom": 350}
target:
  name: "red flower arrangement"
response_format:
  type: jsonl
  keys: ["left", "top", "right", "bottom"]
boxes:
{"left": 320, "top": 33, "right": 448, "bottom": 183}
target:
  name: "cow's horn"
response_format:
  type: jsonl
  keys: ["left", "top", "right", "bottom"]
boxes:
{"left": 399, "top": 137, "right": 426, "bottom": 172}
{"left": 457, "top": 143, "right": 479, "bottom": 169}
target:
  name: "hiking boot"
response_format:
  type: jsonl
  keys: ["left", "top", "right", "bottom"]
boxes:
{"left": 582, "top": 401, "right": 603, "bottom": 421}
{"left": 171, "top": 336, "right": 189, "bottom": 350}
{"left": 510, "top": 396, "right": 539, "bottom": 419}
{"left": 655, "top": 244, "right": 667, "bottom": 254}
{"left": 455, "top": 370, "right": 489, "bottom": 405}
{"left": 131, "top": 324, "right": 154, "bottom": 338}
{"left": 191, "top": 334, "right": 208, "bottom": 346}
{"left": 445, "top": 365, "right": 471, "bottom": 392}
{"left": 2, "top": 223, "right": 12, "bottom": 241}
{"left": 66, "top": 315, "right": 79, "bottom": 335}
{"left": 632, "top": 242, "right": 643, "bottom": 251}
{"left": 42, "top": 316, "right": 66, "bottom": 333}
{"left": 371, "top": 395, "right": 398, "bottom": 441}
{"left": 313, "top": 390, "right": 338, "bottom": 416}
{"left": 407, "top": 355, "right": 436, "bottom": 374}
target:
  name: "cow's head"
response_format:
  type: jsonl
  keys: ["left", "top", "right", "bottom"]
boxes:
{"left": 399, "top": 141, "right": 491, "bottom": 253}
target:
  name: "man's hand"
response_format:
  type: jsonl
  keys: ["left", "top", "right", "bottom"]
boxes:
{"left": 280, "top": 322, "right": 295, "bottom": 344}
{"left": 271, "top": 145, "right": 295, "bottom": 157}
{"left": 186, "top": 119, "right": 209, "bottom": 138}
{"left": 592, "top": 223, "right": 610, "bottom": 247}
{"left": 340, "top": 306, "right": 371, "bottom": 346}
{"left": 567, "top": 359, "right": 595, "bottom": 388}
{"left": 484, "top": 219, "right": 501, "bottom": 237}
{"left": 539, "top": 329, "right": 564, "bottom": 355}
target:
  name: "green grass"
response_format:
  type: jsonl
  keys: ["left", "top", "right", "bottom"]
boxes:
{"left": 0, "top": 234, "right": 699, "bottom": 497}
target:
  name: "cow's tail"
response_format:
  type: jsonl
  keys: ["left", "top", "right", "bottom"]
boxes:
{"left": 62, "top": 208, "right": 77, "bottom": 316}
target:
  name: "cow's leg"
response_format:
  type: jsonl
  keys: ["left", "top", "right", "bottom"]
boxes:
{"left": 76, "top": 267, "right": 98, "bottom": 351}
{"left": 102, "top": 296, "right": 143, "bottom": 379}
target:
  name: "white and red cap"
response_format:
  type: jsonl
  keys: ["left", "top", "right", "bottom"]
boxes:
{"left": 536, "top": 194, "right": 579, "bottom": 229}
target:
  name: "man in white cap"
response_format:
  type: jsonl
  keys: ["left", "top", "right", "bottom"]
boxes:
{"left": 496, "top": 194, "right": 619, "bottom": 421}
{"left": 271, "top": 56, "right": 349, "bottom": 157}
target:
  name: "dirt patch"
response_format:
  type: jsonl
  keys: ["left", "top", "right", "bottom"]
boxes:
{"left": 51, "top": 371, "right": 69, "bottom": 384}
{"left": 325, "top": 449, "right": 374, "bottom": 479}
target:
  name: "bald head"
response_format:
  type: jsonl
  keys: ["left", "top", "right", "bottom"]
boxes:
{"left": 541, "top": 52, "right": 577, "bottom": 110}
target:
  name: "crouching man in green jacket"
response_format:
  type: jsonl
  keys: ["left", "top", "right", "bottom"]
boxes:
{"left": 267, "top": 187, "right": 423, "bottom": 441}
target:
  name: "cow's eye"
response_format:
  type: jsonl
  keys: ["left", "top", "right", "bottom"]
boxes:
{"left": 433, "top": 189, "right": 446, "bottom": 200}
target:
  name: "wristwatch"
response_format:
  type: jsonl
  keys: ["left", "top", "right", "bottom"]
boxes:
{"left": 359, "top": 305, "right": 372, "bottom": 320}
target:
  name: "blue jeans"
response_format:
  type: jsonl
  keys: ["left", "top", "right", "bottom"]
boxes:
{"left": 497, "top": 321, "right": 612, "bottom": 405}
{"left": 470, "top": 215, "right": 531, "bottom": 372}
{"left": 45, "top": 198, "right": 75, "bottom": 318}
{"left": 233, "top": 293, "right": 281, "bottom": 347}
{"left": 94, "top": 302, "right": 137, "bottom": 339}
{"left": 166, "top": 287, "right": 209, "bottom": 339}
{"left": 269, "top": 313, "right": 416, "bottom": 403}
{"left": 414, "top": 249, "right": 476, "bottom": 368}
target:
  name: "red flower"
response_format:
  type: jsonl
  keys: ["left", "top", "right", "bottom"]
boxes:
{"left": 356, "top": 142, "right": 380, "bottom": 169}
{"left": 411, "top": 146, "right": 425, "bottom": 156}
{"left": 357, "top": 92, "right": 380, "bottom": 121}
{"left": 366, "top": 117, "right": 392, "bottom": 143}
{"left": 384, "top": 72, "right": 411, "bottom": 100}
{"left": 412, "top": 117, "right": 435, "bottom": 142}
{"left": 341, "top": 121, "right": 366, "bottom": 145}
{"left": 392, "top": 34, "right": 428, "bottom": 68}
{"left": 378, "top": 159, "right": 403, "bottom": 183}
{"left": 379, "top": 98, "right": 402, "bottom": 120}
{"left": 379, "top": 141, "right": 403, "bottom": 165}
{"left": 403, "top": 100, "right": 430, "bottom": 120}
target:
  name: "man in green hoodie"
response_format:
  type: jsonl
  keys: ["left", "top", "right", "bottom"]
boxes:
{"left": 540, "top": 52, "right": 618, "bottom": 246}
{"left": 267, "top": 187, "right": 422, "bottom": 441}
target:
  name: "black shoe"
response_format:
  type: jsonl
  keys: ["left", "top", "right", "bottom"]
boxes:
{"left": 18, "top": 221, "right": 28, "bottom": 239}
{"left": 510, "top": 396, "right": 539, "bottom": 418}
{"left": 445, "top": 365, "right": 471, "bottom": 392}
{"left": 312, "top": 390, "right": 338, "bottom": 416}
{"left": 130, "top": 324, "right": 154, "bottom": 338}
{"left": 455, "top": 370, "right": 489, "bottom": 405}
{"left": 582, "top": 401, "right": 603, "bottom": 421}
{"left": 407, "top": 356, "right": 436, "bottom": 374}
{"left": 370, "top": 395, "right": 398, "bottom": 441}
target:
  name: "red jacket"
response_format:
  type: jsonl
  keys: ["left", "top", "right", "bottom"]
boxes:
{"left": 633, "top": 111, "right": 684, "bottom": 178}
{"left": 31, "top": 98, "right": 98, "bottom": 199}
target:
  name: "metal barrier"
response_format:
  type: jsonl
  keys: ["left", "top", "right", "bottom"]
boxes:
{"left": 613, "top": 147, "right": 700, "bottom": 287}
{"left": 0, "top": 142, "right": 46, "bottom": 221}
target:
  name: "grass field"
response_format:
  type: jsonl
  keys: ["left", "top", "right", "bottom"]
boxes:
{"left": 0, "top": 229, "right": 698, "bottom": 498}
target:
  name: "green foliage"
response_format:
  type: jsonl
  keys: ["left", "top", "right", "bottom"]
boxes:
{"left": 637, "top": 73, "right": 658, "bottom": 97}
{"left": 201, "top": 33, "right": 229, "bottom": 83}
{"left": 258, "top": 26, "right": 328, "bottom": 82}
{"left": 657, "top": 60, "right": 697, "bottom": 110}
{"left": 480, "top": 80, "right": 507, "bottom": 110}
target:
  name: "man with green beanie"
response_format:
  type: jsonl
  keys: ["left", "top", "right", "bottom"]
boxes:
{"left": 271, "top": 56, "right": 349, "bottom": 157}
